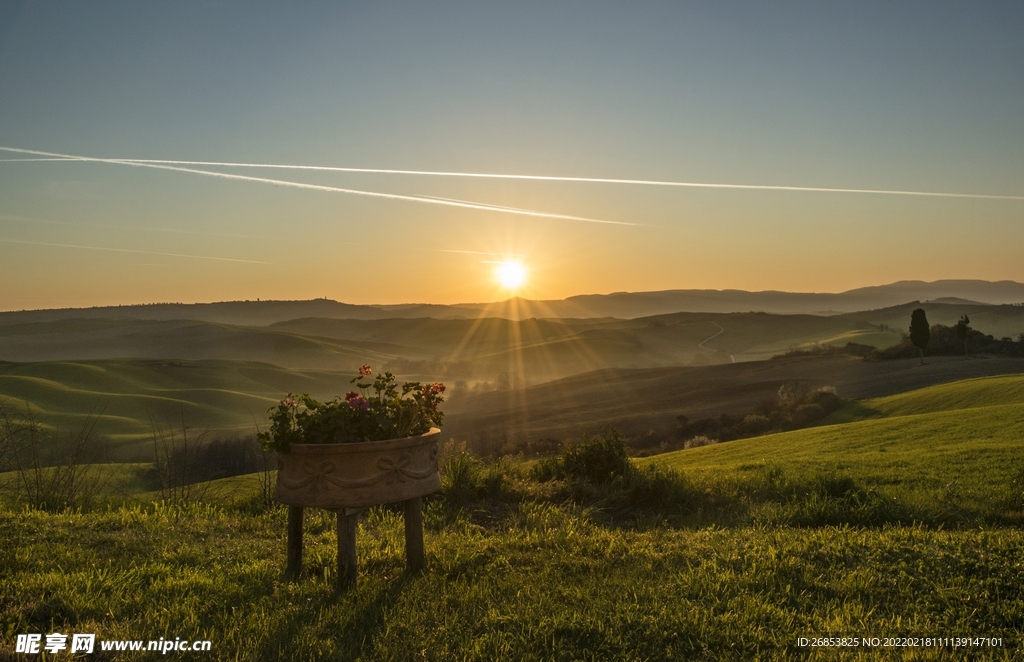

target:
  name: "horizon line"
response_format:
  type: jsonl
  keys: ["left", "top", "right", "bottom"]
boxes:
{"left": 2, "top": 278, "right": 1022, "bottom": 315}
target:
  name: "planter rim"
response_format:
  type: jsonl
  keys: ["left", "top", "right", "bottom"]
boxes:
{"left": 283, "top": 427, "right": 440, "bottom": 455}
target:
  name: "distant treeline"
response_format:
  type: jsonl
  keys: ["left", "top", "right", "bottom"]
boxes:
{"left": 486, "top": 383, "right": 846, "bottom": 460}
{"left": 774, "top": 324, "right": 1024, "bottom": 361}
{"left": 674, "top": 384, "right": 843, "bottom": 443}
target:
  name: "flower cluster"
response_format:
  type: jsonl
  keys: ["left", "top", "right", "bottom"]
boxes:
{"left": 344, "top": 391, "right": 369, "bottom": 410}
{"left": 258, "top": 365, "right": 445, "bottom": 452}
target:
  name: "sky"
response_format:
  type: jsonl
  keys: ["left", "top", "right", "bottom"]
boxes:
{"left": 1, "top": 1, "right": 1023, "bottom": 310}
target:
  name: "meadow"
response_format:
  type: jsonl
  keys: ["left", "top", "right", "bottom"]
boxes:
{"left": 4, "top": 353, "right": 1024, "bottom": 461}
{"left": 2, "top": 374, "right": 1022, "bottom": 659}
{"left": 0, "top": 306, "right": 926, "bottom": 380}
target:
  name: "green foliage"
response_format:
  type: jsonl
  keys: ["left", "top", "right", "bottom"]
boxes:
{"left": 558, "top": 429, "right": 632, "bottom": 484}
{"left": 534, "top": 429, "right": 631, "bottom": 485}
{"left": 258, "top": 366, "right": 444, "bottom": 452}
{"left": 909, "top": 307, "right": 930, "bottom": 351}
{"left": 0, "top": 405, "right": 112, "bottom": 512}
{"left": 673, "top": 384, "right": 845, "bottom": 446}
{"left": 876, "top": 323, "right": 1024, "bottom": 360}
{"left": 956, "top": 314, "right": 971, "bottom": 339}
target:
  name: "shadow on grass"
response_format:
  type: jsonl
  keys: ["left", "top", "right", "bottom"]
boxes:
{"left": 260, "top": 563, "right": 416, "bottom": 659}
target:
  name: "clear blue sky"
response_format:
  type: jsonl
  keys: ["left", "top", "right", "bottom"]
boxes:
{"left": 1, "top": 1, "right": 1022, "bottom": 309}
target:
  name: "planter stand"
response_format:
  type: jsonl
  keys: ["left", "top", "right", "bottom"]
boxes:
{"left": 277, "top": 429, "right": 440, "bottom": 588}
{"left": 284, "top": 499, "right": 425, "bottom": 587}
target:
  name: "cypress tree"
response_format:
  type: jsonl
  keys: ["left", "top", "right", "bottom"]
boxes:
{"left": 909, "top": 308, "right": 930, "bottom": 365}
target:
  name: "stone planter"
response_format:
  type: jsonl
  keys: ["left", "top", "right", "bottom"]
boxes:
{"left": 275, "top": 427, "right": 441, "bottom": 586}
{"left": 276, "top": 427, "right": 441, "bottom": 509}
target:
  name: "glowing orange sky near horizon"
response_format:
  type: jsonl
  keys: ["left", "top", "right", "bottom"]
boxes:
{"left": 2, "top": 4, "right": 1023, "bottom": 311}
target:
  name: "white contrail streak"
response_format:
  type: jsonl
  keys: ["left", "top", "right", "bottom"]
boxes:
{"left": 1, "top": 213, "right": 517, "bottom": 258}
{"left": 0, "top": 237, "right": 270, "bottom": 264}
{"left": 426, "top": 248, "right": 520, "bottom": 256}
{"left": 0, "top": 213, "right": 266, "bottom": 240}
{"left": 48, "top": 155, "right": 1024, "bottom": 202}
{"left": 0, "top": 147, "right": 634, "bottom": 226}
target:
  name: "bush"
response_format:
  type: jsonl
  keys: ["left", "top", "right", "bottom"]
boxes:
{"left": 683, "top": 435, "right": 716, "bottom": 449}
{"left": 439, "top": 450, "right": 482, "bottom": 506}
{"left": 552, "top": 430, "right": 630, "bottom": 481}
{"left": 0, "top": 406, "right": 111, "bottom": 512}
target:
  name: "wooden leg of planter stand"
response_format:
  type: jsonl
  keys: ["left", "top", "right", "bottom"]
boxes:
{"left": 338, "top": 511, "right": 358, "bottom": 588}
{"left": 404, "top": 497, "right": 424, "bottom": 571}
{"left": 286, "top": 506, "right": 303, "bottom": 579}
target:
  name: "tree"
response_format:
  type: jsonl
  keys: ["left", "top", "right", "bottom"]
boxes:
{"left": 955, "top": 315, "right": 971, "bottom": 357}
{"left": 909, "top": 308, "right": 930, "bottom": 365}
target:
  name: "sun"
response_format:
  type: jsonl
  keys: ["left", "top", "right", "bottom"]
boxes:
{"left": 494, "top": 261, "right": 527, "bottom": 290}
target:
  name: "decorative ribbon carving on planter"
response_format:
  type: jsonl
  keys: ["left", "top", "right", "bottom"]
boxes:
{"left": 279, "top": 452, "right": 436, "bottom": 494}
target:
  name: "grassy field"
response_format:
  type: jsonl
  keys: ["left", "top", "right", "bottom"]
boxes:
{"left": 445, "top": 355, "right": 1024, "bottom": 454}
{"left": 0, "top": 359, "right": 362, "bottom": 453}
{"left": 656, "top": 376, "right": 1024, "bottom": 527}
{"left": 2, "top": 505, "right": 1020, "bottom": 660}
{"left": 0, "top": 310, "right": 903, "bottom": 383}
{"left": 3, "top": 355, "right": 1022, "bottom": 460}
{"left": 2, "top": 375, "right": 1022, "bottom": 659}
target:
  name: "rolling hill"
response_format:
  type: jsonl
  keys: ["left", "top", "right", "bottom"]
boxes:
{"left": 0, "top": 311, "right": 902, "bottom": 383}
{"left": 5, "top": 353, "right": 1023, "bottom": 460}
{"left": 443, "top": 355, "right": 1024, "bottom": 453}
{"left": 0, "top": 359, "right": 364, "bottom": 452}
{"left": 655, "top": 374, "right": 1024, "bottom": 522}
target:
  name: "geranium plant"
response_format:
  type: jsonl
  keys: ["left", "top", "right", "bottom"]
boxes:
{"left": 258, "top": 365, "right": 445, "bottom": 452}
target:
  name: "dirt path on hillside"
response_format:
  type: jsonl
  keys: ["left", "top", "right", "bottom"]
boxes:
{"left": 697, "top": 321, "right": 735, "bottom": 363}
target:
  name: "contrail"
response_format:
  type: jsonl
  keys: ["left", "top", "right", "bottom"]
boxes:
{"left": 0, "top": 147, "right": 635, "bottom": 226}
{"left": 1, "top": 213, "right": 519, "bottom": 258}
{"left": 36, "top": 154, "right": 1024, "bottom": 202}
{"left": 426, "top": 248, "right": 522, "bottom": 257}
{"left": 0, "top": 213, "right": 267, "bottom": 240}
{"left": 0, "top": 237, "right": 270, "bottom": 264}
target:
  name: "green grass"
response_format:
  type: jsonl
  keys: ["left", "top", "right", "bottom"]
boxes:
{"left": 2, "top": 504, "right": 1021, "bottom": 661}
{"left": 0, "top": 359, "right": 367, "bottom": 452}
{"left": 3, "top": 375, "right": 1023, "bottom": 659}
{"left": 655, "top": 376, "right": 1024, "bottom": 526}
{"left": 854, "top": 374, "right": 1024, "bottom": 418}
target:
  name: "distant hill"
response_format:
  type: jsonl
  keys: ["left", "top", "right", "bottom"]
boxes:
{"left": 0, "top": 312, "right": 898, "bottom": 381}
{"left": 0, "top": 359, "right": 363, "bottom": 453}
{"left": 443, "top": 355, "right": 1024, "bottom": 454}
{"left": 2, "top": 280, "right": 1023, "bottom": 324}
{"left": 840, "top": 302, "right": 1024, "bottom": 340}
{"left": 4, "top": 355, "right": 1022, "bottom": 459}
{"left": 460, "top": 280, "right": 1024, "bottom": 319}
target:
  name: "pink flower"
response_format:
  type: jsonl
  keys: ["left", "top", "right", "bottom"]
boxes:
{"left": 347, "top": 395, "right": 369, "bottom": 410}
{"left": 283, "top": 397, "right": 297, "bottom": 409}
{"left": 358, "top": 364, "right": 372, "bottom": 378}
